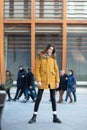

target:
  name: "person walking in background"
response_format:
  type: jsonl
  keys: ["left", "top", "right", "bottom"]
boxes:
{"left": 13, "top": 66, "right": 26, "bottom": 101}
{"left": 65, "top": 69, "right": 77, "bottom": 103}
{"left": 57, "top": 70, "right": 73, "bottom": 103}
{"left": 4, "top": 70, "right": 13, "bottom": 101}
{"left": 23, "top": 67, "right": 37, "bottom": 103}
{"left": 28, "top": 44, "right": 61, "bottom": 124}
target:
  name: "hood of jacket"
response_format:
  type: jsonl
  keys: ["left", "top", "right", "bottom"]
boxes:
{"left": 38, "top": 51, "right": 56, "bottom": 59}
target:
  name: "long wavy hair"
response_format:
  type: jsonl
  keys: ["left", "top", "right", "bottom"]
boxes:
{"left": 43, "top": 44, "right": 56, "bottom": 55}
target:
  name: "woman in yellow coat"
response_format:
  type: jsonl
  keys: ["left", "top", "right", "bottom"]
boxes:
{"left": 28, "top": 44, "right": 61, "bottom": 124}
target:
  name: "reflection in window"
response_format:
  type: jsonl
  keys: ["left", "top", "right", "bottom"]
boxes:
{"left": 4, "top": 0, "right": 31, "bottom": 19}
{"left": 24, "top": 0, "right": 31, "bottom": 19}
{"left": 4, "top": 25, "right": 31, "bottom": 80}
{"left": 9, "top": 0, "right": 14, "bottom": 18}
{"left": 35, "top": 25, "right": 62, "bottom": 70}
{"left": 67, "top": 0, "right": 87, "bottom": 20}
{"left": 67, "top": 25, "right": 87, "bottom": 81}
{"left": 35, "top": 0, "right": 63, "bottom": 19}
{"left": 39, "top": 0, "right": 44, "bottom": 18}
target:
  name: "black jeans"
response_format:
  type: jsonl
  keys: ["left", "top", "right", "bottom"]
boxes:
{"left": 34, "top": 88, "right": 56, "bottom": 112}
{"left": 14, "top": 87, "right": 23, "bottom": 99}
{"left": 5, "top": 88, "right": 11, "bottom": 99}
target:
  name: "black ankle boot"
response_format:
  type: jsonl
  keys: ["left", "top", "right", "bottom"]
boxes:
{"left": 53, "top": 115, "right": 61, "bottom": 123}
{"left": 28, "top": 114, "right": 36, "bottom": 124}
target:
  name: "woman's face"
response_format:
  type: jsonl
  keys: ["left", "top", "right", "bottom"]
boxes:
{"left": 60, "top": 70, "right": 65, "bottom": 76}
{"left": 47, "top": 46, "right": 54, "bottom": 56}
{"left": 69, "top": 71, "right": 72, "bottom": 75}
{"left": 19, "top": 67, "right": 23, "bottom": 71}
{"left": 6, "top": 71, "right": 10, "bottom": 76}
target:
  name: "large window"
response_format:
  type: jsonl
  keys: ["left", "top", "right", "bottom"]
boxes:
{"left": 67, "top": 0, "right": 87, "bottom": 20}
{"left": 35, "top": 0, "right": 63, "bottom": 19}
{"left": 67, "top": 25, "right": 87, "bottom": 81}
{"left": 4, "top": 0, "right": 31, "bottom": 19}
{"left": 35, "top": 24, "right": 62, "bottom": 70}
{"left": 4, "top": 25, "right": 31, "bottom": 80}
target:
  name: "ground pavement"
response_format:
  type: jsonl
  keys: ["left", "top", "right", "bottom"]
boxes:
{"left": 1, "top": 87, "right": 87, "bottom": 130}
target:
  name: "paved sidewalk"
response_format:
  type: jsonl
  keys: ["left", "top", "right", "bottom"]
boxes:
{"left": 1, "top": 87, "right": 87, "bottom": 130}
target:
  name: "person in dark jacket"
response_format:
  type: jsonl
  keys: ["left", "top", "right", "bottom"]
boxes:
{"left": 13, "top": 66, "right": 26, "bottom": 101}
{"left": 23, "top": 67, "right": 37, "bottom": 103}
{"left": 57, "top": 70, "right": 73, "bottom": 103}
{"left": 65, "top": 69, "right": 77, "bottom": 103}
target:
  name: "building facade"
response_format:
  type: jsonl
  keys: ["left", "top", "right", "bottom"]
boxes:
{"left": 0, "top": 0, "right": 87, "bottom": 84}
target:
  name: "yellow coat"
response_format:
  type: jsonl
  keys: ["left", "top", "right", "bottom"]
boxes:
{"left": 35, "top": 52, "right": 60, "bottom": 89}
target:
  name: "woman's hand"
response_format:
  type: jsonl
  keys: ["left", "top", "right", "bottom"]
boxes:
{"left": 56, "top": 83, "right": 59, "bottom": 89}
{"left": 37, "top": 82, "right": 42, "bottom": 87}
{"left": 37, "top": 81, "right": 42, "bottom": 89}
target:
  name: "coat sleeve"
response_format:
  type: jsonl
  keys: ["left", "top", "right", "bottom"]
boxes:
{"left": 54, "top": 60, "right": 60, "bottom": 83}
{"left": 73, "top": 76, "right": 76, "bottom": 85}
{"left": 35, "top": 58, "right": 41, "bottom": 82}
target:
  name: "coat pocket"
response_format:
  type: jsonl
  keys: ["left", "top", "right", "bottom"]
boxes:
{"left": 52, "top": 71, "right": 56, "bottom": 75}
